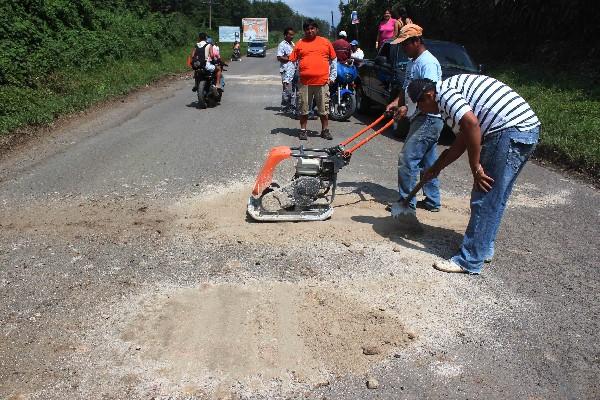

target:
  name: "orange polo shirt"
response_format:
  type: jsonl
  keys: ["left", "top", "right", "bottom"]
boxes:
{"left": 289, "top": 36, "right": 336, "bottom": 86}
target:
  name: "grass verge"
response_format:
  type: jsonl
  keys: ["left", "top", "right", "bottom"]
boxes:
{"left": 0, "top": 45, "right": 192, "bottom": 135}
{"left": 491, "top": 64, "right": 600, "bottom": 181}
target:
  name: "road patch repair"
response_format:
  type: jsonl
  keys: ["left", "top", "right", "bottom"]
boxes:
{"left": 0, "top": 181, "right": 570, "bottom": 398}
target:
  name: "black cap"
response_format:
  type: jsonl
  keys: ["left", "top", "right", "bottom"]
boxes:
{"left": 407, "top": 78, "right": 436, "bottom": 103}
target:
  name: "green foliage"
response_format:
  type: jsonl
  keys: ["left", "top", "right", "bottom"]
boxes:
{"left": 0, "top": 1, "right": 193, "bottom": 86}
{"left": 338, "top": 0, "right": 600, "bottom": 63}
{"left": 492, "top": 64, "right": 600, "bottom": 179}
{"left": 0, "top": 46, "right": 191, "bottom": 134}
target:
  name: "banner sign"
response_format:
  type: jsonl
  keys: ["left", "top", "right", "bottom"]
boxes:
{"left": 219, "top": 26, "right": 241, "bottom": 43}
{"left": 242, "top": 18, "right": 269, "bottom": 42}
{"left": 351, "top": 10, "right": 359, "bottom": 24}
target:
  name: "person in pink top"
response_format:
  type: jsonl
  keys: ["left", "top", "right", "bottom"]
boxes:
{"left": 376, "top": 9, "right": 399, "bottom": 49}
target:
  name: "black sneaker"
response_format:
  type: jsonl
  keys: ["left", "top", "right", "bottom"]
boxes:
{"left": 416, "top": 199, "right": 440, "bottom": 212}
{"left": 192, "top": 86, "right": 197, "bottom": 92}
{"left": 299, "top": 129, "right": 308, "bottom": 140}
{"left": 320, "top": 129, "right": 333, "bottom": 140}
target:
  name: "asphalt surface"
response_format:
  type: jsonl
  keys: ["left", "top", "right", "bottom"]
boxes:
{"left": 0, "top": 50, "right": 598, "bottom": 399}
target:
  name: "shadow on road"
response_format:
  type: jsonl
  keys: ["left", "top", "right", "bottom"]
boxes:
{"left": 337, "top": 181, "right": 463, "bottom": 259}
{"left": 352, "top": 213, "right": 463, "bottom": 259}
{"left": 337, "top": 181, "right": 397, "bottom": 206}
{"left": 270, "top": 127, "right": 321, "bottom": 138}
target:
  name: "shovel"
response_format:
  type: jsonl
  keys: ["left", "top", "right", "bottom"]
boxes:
{"left": 391, "top": 149, "right": 449, "bottom": 220}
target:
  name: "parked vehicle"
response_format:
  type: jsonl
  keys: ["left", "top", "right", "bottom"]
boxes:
{"left": 356, "top": 39, "right": 481, "bottom": 114}
{"left": 194, "top": 69, "right": 221, "bottom": 109}
{"left": 329, "top": 62, "right": 358, "bottom": 121}
{"left": 247, "top": 41, "right": 267, "bottom": 57}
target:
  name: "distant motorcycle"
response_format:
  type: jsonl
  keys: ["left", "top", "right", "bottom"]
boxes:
{"left": 329, "top": 61, "right": 358, "bottom": 121}
{"left": 232, "top": 48, "right": 241, "bottom": 61}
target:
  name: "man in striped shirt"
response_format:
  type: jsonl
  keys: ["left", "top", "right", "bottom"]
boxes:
{"left": 407, "top": 75, "right": 541, "bottom": 274}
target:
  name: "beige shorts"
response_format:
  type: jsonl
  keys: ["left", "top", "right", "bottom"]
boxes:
{"left": 297, "top": 83, "right": 330, "bottom": 116}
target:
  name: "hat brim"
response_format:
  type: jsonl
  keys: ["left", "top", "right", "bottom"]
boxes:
{"left": 391, "top": 34, "right": 413, "bottom": 44}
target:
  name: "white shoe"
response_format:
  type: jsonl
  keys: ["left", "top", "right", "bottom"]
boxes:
{"left": 433, "top": 259, "right": 466, "bottom": 273}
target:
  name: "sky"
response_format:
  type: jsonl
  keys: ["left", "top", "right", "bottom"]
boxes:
{"left": 283, "top": 0, "right": 342, "bottom": 27}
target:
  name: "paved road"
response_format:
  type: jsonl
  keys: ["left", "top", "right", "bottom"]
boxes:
{"left": 1, "top": 51, "right": 598, "bottom": 399}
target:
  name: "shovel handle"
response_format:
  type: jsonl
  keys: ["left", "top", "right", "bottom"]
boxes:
{"left": 402, "top": 148, "right": 449, "bottom": 206}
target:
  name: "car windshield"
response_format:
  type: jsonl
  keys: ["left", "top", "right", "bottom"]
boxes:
{"left": 249, "top": 42, "right": 264, "bottom": 48}
{"left": 392, "top": 41, "right": 477, "bottom": 71}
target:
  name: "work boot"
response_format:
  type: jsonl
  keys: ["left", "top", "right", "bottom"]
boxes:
{"left": 298, "top": 129, "right": 308, "bottom": 140}
{"left": 320, "top": 129, "right": 333, "bottom": 140}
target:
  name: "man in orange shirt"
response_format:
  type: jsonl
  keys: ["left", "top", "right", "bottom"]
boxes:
{"left": 289, "top": 19, "right": 337, "bottom": 140}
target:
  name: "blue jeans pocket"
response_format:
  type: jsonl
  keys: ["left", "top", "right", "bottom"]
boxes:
{"left": 508, "top": 139, "right": 536, "bottom": 172}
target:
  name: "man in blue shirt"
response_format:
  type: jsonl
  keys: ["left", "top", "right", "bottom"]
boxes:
{"left": 386, "top": 24, "right": 444, "bottom": 212}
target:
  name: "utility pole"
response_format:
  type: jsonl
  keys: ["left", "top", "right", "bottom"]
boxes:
{"left": 201, "top": 0, "right": 220, "bottom": 31}
{"left": 331, "top": 11, "right": 334, "bottom": 39}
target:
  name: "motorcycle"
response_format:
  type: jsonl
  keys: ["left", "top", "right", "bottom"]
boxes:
{"left": 329, "top": 61, "right": 358, "bottom": 121}
{"left": 193, "top": 68, "right": 222, "bottom": 109}
{"left": 232, "top": 47, "right": 241, "bottom": 61}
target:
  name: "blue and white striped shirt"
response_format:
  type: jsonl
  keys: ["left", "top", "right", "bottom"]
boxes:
{"left": 436, "top": 74, "right": 540, "bottom": 136}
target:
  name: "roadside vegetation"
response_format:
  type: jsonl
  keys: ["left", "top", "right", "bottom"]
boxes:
{"left": 0, "top": 0, "right": 318, "bottom": 136}
{"left": 338, "top": 0, "right": 600, "bottom": 180}
{"left": 492, "top": 64, "right": 600, "bottom": 178}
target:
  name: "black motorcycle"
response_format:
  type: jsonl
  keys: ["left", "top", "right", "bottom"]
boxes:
{"left": 193, "top": 69, "right": 222, "bottom": 109}
{"left": 232, "top": 48, "right": 241, "bottom": 61}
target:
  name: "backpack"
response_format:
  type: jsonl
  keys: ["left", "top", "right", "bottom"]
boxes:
{"left": 191, "top": 43, "right": 208, "bottom": 70}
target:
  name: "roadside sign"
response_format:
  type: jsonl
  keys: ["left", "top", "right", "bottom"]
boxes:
{"left": 351, "top": 10, "right": 359, "bottom": 24}
{"left": 242, "top": 18, "right": 268, "bottom": 42}
{"left": 219, "top": 26, "right": 241, "bottom": 43}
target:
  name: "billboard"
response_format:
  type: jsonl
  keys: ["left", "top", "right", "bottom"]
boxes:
{"left": 219, "top": 26, "right": 241, "bottom": 43}
{"left": 242, "top": 18, "right": 268, "bottom": 42}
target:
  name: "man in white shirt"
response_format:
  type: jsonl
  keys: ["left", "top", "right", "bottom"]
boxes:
{"left": 350, "top": 40, "right": 364, "bottom": 60}
{"left": 277, "top": 27, "right": 295, "bottom": 112}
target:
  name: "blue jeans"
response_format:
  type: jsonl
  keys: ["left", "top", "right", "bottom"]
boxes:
{"left": 398, "top": 114, "right": 444, "bottom": 209}
{"left": 451, "top": 126, "right": 540, "bottom": 274}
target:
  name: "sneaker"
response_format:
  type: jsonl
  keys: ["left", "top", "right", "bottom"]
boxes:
{"left": 416, "top": 199, "right": 440, "bottom": 212}
{"left": 320, "top": 129, "right": 333, "bottom": 140}
{"left": 192, "top": 86, "right": 197, "bottom": 92}
{"left": 484, "top": 257, "right": 493, "bottom": 263}
{"left": 433, "top": 259, "right": 467, "bottom": 273}
{"left": 299, "top": 129, "right": 308, "bottom": 140}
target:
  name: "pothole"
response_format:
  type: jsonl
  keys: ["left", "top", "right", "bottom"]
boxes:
{"left": 120, "top": 281, "right": 412, "bottom": 394}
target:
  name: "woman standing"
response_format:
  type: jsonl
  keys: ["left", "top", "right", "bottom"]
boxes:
{"left": 376, "top": 9, "right": 398, "bottom": 49}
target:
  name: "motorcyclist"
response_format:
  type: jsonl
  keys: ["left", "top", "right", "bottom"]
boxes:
{"left": 207, "top": 37, "right": 225, "bottom": 91}
{"left": 232, "top": 41, "right": 241, "bottom": 61}
{"left": 191, "top": 32, "right": 222, "bottom": 92}
{"left": 332, "top": 31, "right": 352, "bottom": 64}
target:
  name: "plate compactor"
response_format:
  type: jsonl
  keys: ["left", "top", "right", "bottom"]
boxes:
{"left": 247, "top": 114, "right": 395, "bottom": 222}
